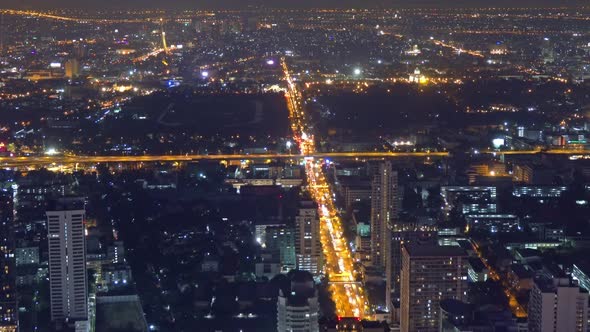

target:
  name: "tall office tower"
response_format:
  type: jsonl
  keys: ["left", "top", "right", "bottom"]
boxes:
{"left": 0, "top": 191, "right": 18, "bottom": 332}
{"left": 47, "top": 198, "right": 88, "bottom": 325}
{"left": 370, "top": 161, "right": 398, "bottom": 310}
{"left": 295, "top": 200, "right": 322, "bottom": 276}
{"left": 277, "top": 271, "right": 319, "bottom": 332}
{"left": 528, "top": 277, "right": 588, "bottom": 332}
{"left": 400, "top": 244, "right": 468, "bottom": 332}
{"left": 64, "top": 59, "right": 80, "bottom": 79}
{"left": 265, "top": 225, "right": 296, "bottom": 272}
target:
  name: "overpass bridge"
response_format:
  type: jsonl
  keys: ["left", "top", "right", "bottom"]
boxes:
{"left": 0, "top": 149, "right": 588, "bottom": 167}
{"left": 0, "top": 151, "right": 448, "bottom": 167}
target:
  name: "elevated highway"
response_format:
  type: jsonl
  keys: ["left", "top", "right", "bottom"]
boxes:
{"left": 1, "top": 149, "right": 587, "bottom": 167}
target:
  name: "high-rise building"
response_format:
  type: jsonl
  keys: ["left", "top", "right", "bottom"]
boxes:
{"left": 265, "top": 225, "right": 296, "bottom": 272}
{"left": 0, "top": 190, "right": 18, "bottom": 332}
{"left": 370, "top": 162, "right": 398, "bottom": 310}
{"left": 370, "top": 162, "right": 398, "bottom": 267}
{"left": 64, "top": 59, "right": 80, "bottom": 79}
{"left": 390, "top": 229, "right": 437, "bottom": 295}
{"left": 400, "top": 244, "right": 468, "bottom": 332}
{"left": 277, "top": 270, "right": 319, "bottom": 332}
{"left": 295, "top": 200, "right": 322, "bottom": 276}
{"left": 370, "top": 162, "right": 396, "bottom": 266}
{"left": 46, "top": 198, "right": 88, "bottom": 325}
{"left": 528, "top": 277, "right": 588, "bottom": 332}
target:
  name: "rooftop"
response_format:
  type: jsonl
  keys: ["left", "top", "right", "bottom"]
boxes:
{"left": 468, "top": 257, "right": 486, "bottom": 272}
{"left": 46, "top": 197, "right": 85, "bottom": 211}
{"left": 535, "top": 277, "right": 588, "bottom": 294}
{"left": 404, "top": 244, "right": 467, "bottom": 258}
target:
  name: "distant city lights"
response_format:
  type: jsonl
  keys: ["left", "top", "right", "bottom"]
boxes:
{"left": 45, "top": 148, "right": 59, "bottom": 156}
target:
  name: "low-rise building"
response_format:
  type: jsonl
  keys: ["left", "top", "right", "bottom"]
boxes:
{"left": 101, "top": 263, "right": 132, "bottom": 290}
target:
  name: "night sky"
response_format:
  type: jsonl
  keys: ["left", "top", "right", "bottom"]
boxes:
{"left": 3, "top": 0, "right": 587, "bottom": 9}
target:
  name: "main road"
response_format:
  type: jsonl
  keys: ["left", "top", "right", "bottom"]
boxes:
{"left": 282, "top": 57, "right": 370, "bottom": 318}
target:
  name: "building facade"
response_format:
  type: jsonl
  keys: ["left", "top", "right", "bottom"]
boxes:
{"left": 391, "top": 229, "right": 437, "bottom": 297}
{"left": 266, "top": 225, "right": 296, "bottom": 272}
{"left": 47, "top": 198, "right": 88, "bottom": 324}
{"left": 370, "top": 162, "right": 398, "bottom": 310}
{"left": 528, "top": 277, "right": 588, "bottom": 332}
{"left": 400, "top": 244, "right": 468, "bottom": 332}
{"left": 15, "top": 246, "right": 39, "bottom": 266}
{"left": 277, "top": 271, "right": 319, "bottom": 332}
{"left": 295, "top": 200, "right": 322, "bottom": 276}
{"left": 0, "top": 190, "right": 18, "bottom": 332}
{"left": 370, "top": 162, "right": 398, "bottom": 268}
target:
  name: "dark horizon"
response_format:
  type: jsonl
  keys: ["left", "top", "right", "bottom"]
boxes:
{"left": 2, "top": 0, "right": 588, "bottom": 10}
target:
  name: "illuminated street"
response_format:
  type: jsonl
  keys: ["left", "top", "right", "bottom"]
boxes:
{"left": 0, "top": 151, "right": 451, "bottom": 168}
{"left": 283, "top": 58, "right": 369, "bottom": 319}
{"left": 1, "top": 148, "right": 587, "bottom": 168}
{"left": 471, "top": 241, "right": 527, "bottom": 318}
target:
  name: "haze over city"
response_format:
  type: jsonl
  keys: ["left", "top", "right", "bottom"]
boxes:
{"left": 5, "top": 0, "right": 589, "bottom": 9}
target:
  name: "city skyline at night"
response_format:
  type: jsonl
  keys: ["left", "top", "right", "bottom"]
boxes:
{"left": 4, "top": 0, "right": 589, "bottom": 9}
{"left": 0, "top": 2, "right": 589, "bottom": 331}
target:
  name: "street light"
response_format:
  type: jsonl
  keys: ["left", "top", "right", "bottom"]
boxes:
{"left": 353, "top": 68, "right": 361, "bottom": 76}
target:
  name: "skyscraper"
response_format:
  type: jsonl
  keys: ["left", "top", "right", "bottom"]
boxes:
{"left": 295, "top": 200, "right": 322, "bottom": 276}
{"left": 0, "top": 190, "right": 18, "bottom": 332}
{"left": 400, "top": 244, "right": 468, "bottom": 332}
{"left": 528, "top": 277, "right": 588, "bottom": 332}
{"left": 370, "top": 161, "right": 398, "bottom": 310}
{"left": 277, "top": 270, "right": 319, "bottom": 332}
{"left": 47, "top": 198, "right": 88, "bottom": 325}
{"left": 390, "top": 228, "right": 437, "bottom": 295}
